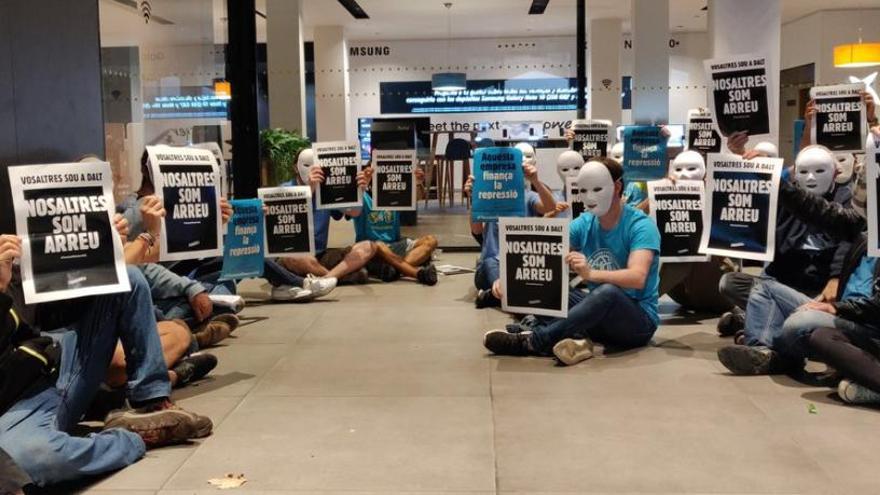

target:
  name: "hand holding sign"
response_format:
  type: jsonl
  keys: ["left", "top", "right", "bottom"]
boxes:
{"left": 565, "top": 251, "right": 590, "bottom": 281}
{"left": 0, "top": 235, "right": 21, "bottom": 292}
{"left": 139, "top": 195, "right": 165, "bottom": 237}
{"left": 314, "top": 141, "right": 362, "bottom": 210}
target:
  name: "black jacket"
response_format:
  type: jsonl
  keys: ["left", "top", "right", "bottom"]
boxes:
{"left": 780, "top": 181, "right": 880, "bottom": 328}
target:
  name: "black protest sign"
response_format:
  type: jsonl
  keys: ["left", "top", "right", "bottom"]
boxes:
{"left": 8, "top": 162, "right": 130, "bottom": 304}
{"left": 647, "top": 179, "right": 709, "bottom": 262}
{"left": 258, "top": 186, "right": 315, "bottom": 257}
{"left": 699, "top": 154, "right": 782, "bottom": 261}
{"left": 687, "top": 109, "right": 722, "bottom": 154}
{"left": 705, "top": 55, "right": 770, "bottom": 137}
{"left": 148, "top": 146, "right": 223, "bottom": 261}
{"left": 565, "top": 176, "right": 586, "bottom": 220}
{"left": 810, "top": 83, "right": 866, "bottom": 153}
{"left": 372, "top": 149, "right": 416, "bottom": 211}
{"left": 500, "top": 218, "right": 569, "bottom": 318}
{"left": 571, "top": 120, "right": 613, "bottom": 161}
{"left": 314, "top": 141, "right": 362, "bottom": 210}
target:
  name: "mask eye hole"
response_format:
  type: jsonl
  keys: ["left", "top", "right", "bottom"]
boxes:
{"left": 688, "top": 167, "right": 697, "bottom": 172}
{"left": 592, "top": 187, "right": 603, "bottom": 192}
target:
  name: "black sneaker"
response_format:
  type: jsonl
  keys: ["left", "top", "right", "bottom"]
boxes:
{"left": 416, "top": 264, "right": 438, "bottom": 286}
{"left": 717, "top": 345, "right": 788, "bottom": 375}
{"left": 475, "top": 289, "right": 501, "bottom": 309}
{"left": 172, "top": 353, "right": 218, "bottom": 388}
{"left": 483, "top": 329, "right": 533, "bottom": 356}
{"left": 717, "top": 308, "right": 745, "bottom": 336}
{"left": 341, "top": 268, "right": 370, "bottom": 285}
{"left": 379, "top": 264, "right": 401, "bottom": 282}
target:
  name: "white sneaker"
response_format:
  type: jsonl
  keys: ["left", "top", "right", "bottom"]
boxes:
{"left": 837, "top": 379, "right": 880, "bottom": 404}
{"left": 303, "top": 274, "right": 337, "bottom": 298}
{"left": 270, "top": 285, "right": 315, "bottom": 302}
{"left": 208, "top": 294, "right": 245, "bottom": 313}
{"left": 552, "top": 338, "right": 595, "bottom": 366}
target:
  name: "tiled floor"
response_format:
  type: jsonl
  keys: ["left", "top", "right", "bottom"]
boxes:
{"left": 73, "top": 252, "right": 880, "bottom": 495}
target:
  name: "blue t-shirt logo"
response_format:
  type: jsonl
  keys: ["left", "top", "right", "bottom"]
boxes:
{"left": 588, "top": 248, "right": 621, "bottom": 271}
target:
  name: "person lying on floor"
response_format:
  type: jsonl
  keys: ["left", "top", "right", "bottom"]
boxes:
{"left": 715, "top": 139, "right": 880, "bottom": 405}
{"left": 483, "top": 157, "right": 660, "bottom": 366}
{"left": 355, "top": 164, "right": 439, "bottom": 285}
{"left": 0, "top": 235, "right": 212, "bottom": 489}
{"left": 273, "top": 148, "right": 377, "bottom": 285}
{"left": 716, "top": 143, "right": 852, "bottom": 337}
{"left": 466, "top": 151, "right": 557, "bottom": 308}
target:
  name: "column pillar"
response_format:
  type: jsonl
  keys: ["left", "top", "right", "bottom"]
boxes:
{"left": 630, "top": 0, "right": 669, "bottom": 124}
{"left": 588, "top": 18, "right": 622, "bottom": 124}
{"left": 313, "top": 26, "right": 351, "bottom": 142}
{"left": 266, "top": 0, "right": 307, "bottom": 133}
{"left": 709, "top": 0, "right": 781, "bottom": 143}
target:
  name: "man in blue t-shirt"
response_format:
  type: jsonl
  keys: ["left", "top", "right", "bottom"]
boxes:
{"left": 466, "top": 156, "right": 558, "bottom": 308}
{"left": 483, "top": 157, "right": 661, "bottom": 366}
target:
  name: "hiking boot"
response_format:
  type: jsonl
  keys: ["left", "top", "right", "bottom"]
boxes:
{"left": 475, "top": 289, "right": 501, "bottom": 309}
{"left": 838, "top": 379, "right": 880, "bottom": 404}
{"left": 416, "top": 264, "right": 438, "bottom": 286}
{"left": 717, "top": 345, "right": 789, "bottom": 375}
{"left": 172, "top": 353, "right": 218, "bottom": 388}
{"left": 553, "top": 338, "right": 595, "bottom": 366}
{"left": 303, "top": 275, "right": 337, "bottom": 297}
{"left": 483, "top": 330, "right": 533, "bottom": 356}
{"left": 104, "top": 399, "right": 213, "bottom": 448}
{"left": 717, "top": 308, "right": 745, "bottom": 336}
{"left": 193, "top": 314, "right": 238, "bottom": 348}
{"left": 270, "top": 285, "right": 315, "bottom": 302}
{"left": 341, "top": 268, "right": 370, "bottom": 285}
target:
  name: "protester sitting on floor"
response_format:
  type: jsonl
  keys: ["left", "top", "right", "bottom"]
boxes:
{"left": 715, "top": 143, "right": 876, "bottom": 381}
{"left": 275, "top": 148, "right": 376, "bottom": 284}
{"left": 465, "top": 151, "right": 557, "bottom": 308}
{"left": 539, "top": 150, "right": 583, "bottom": 219}
{"left": 483, "top": 157, "right": 660, "bottom": 366}
{"left": 355, "top": 164, "right": 439, "bottom": 285}
{"left": 716, "top": 143, "right": 851, "bottom": 336}
{"left": 0, "top": 235, "right": 212, "bottom": 488}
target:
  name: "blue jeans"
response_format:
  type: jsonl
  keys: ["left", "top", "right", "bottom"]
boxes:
{"left": 0, "top": 267, "right": 170, "bottom": 486}
{"left": 529, "top": 284, "right": 657, "bottom": 354}
{"left": 263, "top": 259, "right": 306, "bottom": 288}
{"left": 474, "top": 257, "right": 499, "bottom": 291}
{"left": 742, "top": 277, "right": 813, "bottom": 348}
{"left": 776, "top": 309, "right": 877, "bottom": 361}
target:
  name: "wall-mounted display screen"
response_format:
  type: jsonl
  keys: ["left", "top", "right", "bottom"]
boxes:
{"left": 143, "top": 86, "right": 230, "bottom": 120}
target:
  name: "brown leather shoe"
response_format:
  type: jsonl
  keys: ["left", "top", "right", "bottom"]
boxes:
{"left": 103, "top": 399, "right": 213, "bottom": 448}
{"left": 193, "top": 314, "right": 239, "bottom": 348}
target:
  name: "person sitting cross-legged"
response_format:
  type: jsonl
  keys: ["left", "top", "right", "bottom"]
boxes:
{"left": 483, "top": 157, "right": 661, "bottom": 366}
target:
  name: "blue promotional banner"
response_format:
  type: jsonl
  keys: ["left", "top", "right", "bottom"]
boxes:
{"left": 219, "top": 199, "right": 265, "bottom": 281}
{"left": 623, "top": 126, "right": 667, "bottom": 181}
{"left": 471, "top": 147, "right": 526, "bottom": 222}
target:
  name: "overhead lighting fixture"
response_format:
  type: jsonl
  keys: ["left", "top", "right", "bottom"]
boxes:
{"left": 432, "top": 2, "right": 467, "bottom": 92}
{"left": 834, "top": 27, "right": 880, "bottom": 68}
{"left": 529, "top": 0, "right": 549, "bottom": 15}
{"left": 337, "top": 0, "right": 369, "bottom": 19}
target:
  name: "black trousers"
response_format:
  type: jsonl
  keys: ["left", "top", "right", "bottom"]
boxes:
{"left": 810, "top": 326, "right": 880, "bottom": 393}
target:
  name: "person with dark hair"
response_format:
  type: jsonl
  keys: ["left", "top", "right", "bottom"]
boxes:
{"left": 483, "top": 157, "right": 661, "bottom": 366}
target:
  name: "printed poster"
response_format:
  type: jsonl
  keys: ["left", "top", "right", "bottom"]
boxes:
{"left": 623, "top": 126, "right": 667, "bottom": 181}
{"left": 699, "top": 154, "right": 782, "bottom": 261}
{"left": 8, "top": 162, "right": 130, "bottom": 304}
{"left": 314, "top": 141, "right": 362, "bottom": 210}
{"left": 147, "top": 145, "right": 223, "bottom": 261}
{"left": 704, "top": 54, "right": 770, "bottom": 137}
{"left": 687, "top": 108, "right": 722, "bottom": 154}
{"left": 258, "top": 186, "right": 315, "bottom": 257}
{"left": 499, "top": 217, "right": 569, "bottom": 318}
{"left": 565, "top": 176, "right": 586, "bottom": 220}
{"left": 571, "top": 119, "right": 613, "bottom": 161}
{"left": 372, "top": 149, "right": 417, "bottom": 211}
{"left": 219, "top": 199, "right": 265, "bottom": 281}
{"left": 647, "top": 179, "right": 709, "bottom": 262}
{"left": 471, "top": 147, "right": 526, "bottom": 222}
{"left": 810, "top": 83, "right": 866, "bottom": 153}
{"left": 867, "top": 136, "right": 880, "bottom": 257}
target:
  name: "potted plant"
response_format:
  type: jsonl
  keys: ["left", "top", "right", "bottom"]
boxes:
{"left": 260, "top": 128, "right": 311, "bottom": 185}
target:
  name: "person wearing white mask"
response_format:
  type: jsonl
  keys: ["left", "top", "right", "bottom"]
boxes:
{"left": 539, "top": 151, "right": 584, "bottom": 220}
{"left": 833, "top": 153, "right": 856, "bottom": 185}
{"left": 483, "top": 157, "right": 661, "bottom": 366}
{"left": 514, "top": 142, "right": 537, "bottom": 168}
{"left": 274, "top": 148, "right": 377, "bottom": 286}
{"left": 669, "top": 150, "right": 706, "bottom": 181}
{"left": 565, "top": 135, "right": 647, "bottom": 210}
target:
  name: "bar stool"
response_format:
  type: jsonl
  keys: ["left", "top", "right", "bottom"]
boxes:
{"left": 440, "top": 138, "right": 472, "bottom": 208}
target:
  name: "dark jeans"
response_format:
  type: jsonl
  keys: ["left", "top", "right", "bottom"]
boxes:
{"left": 810, "top": 326, "right": 880, "bottom": 393}
{"left": 262, "top": 259, "right": 306, "bottom": 287}
{"left": 718, "top": 271, "right": 757, "bottom": 310}
{"left": 474, "top": 257, "right": 499, "bottom": 291}
{"left": 529, "top": 284, "right": 657, "bottom": 354}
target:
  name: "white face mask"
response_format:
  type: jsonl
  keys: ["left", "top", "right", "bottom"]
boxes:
{"left": 753, "top": 141, "right": 779, "bottom": 158}
{"left": 576, "top": 160, "right": 616, "bottom": 217}
{"left": 610, "top": 142, "right": 624, "bottom": 162}
{"left": 515, "top": 142, "right": 536, "bottom": 167}
{"left": 297, "top": 148, "right": 315, "bottom": 184}
{"left": 556, "top": 150, "right": 584, "bottom": 182}
{"left": 833, "top": 153, "right": 855, "bottom": 184}
{"left": 670, "top": 151, "right": 706, "bottom": 181}
{"left": 795, "top": 146, "right": 835, "bottom": 195}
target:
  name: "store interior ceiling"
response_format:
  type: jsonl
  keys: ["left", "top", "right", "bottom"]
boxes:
{"left": 99, "top": 0, "right": 880, "bottom": 47}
